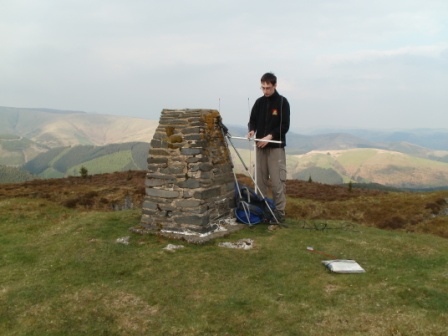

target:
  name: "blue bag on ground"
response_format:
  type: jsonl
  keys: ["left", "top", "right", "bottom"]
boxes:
{"left": 234, "top": 185, "right": 275, "bottom": 224}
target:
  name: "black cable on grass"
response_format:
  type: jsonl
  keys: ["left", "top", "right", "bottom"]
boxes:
{"left": 299, "top": 220, "right": 359, "bottom": 232}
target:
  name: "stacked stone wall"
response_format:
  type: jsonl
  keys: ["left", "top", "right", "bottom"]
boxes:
{"left": 140, "top": 109, "right": 235, "bottom": 234}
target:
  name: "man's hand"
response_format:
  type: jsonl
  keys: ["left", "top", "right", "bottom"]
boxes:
{"left": 247, "top": 130, "right": 255, "bottom": 139}
{"left": 257, "top": 134, "right": 272, "bottom": 148}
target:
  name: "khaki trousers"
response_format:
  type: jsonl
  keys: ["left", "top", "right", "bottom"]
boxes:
{"left": 255, "top": 147, "right": 287, "bottom": 213}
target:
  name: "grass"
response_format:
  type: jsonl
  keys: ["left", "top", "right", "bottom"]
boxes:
{"left": 1, "top": 196, "right": 447, "bottom": 335}
{"left": 71, "top": 150, "right": 137, "bottom": 176}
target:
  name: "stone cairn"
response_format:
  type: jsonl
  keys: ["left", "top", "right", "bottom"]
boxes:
{"left": 136, "top": 109, "right": 243, "bottom": 243}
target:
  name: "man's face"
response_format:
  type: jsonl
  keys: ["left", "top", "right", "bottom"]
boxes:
{"left": 260, "top": 82, "right": 276, "bottom": 97}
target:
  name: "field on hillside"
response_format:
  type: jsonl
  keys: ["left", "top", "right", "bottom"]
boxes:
{"left": 0, "top": 107, "right": 158, "bottom": 147}
{"left": 3, "top": 130, "right": 448, "bottom": 188}
{"left": 289, "top": 148, "right": 448, "bottom": 188}
{"left": 0, "top": 136, "right": 48, "bottom": 166}
{"left": 1, "top": 180, "right": 447, "bottom": 335}
{"left": 21, "top": 142, "right": 149, "bottom": 179}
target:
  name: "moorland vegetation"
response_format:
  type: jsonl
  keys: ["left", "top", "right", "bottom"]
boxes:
{"left": 1, "top": 171, "right": 447, "bottom": 335}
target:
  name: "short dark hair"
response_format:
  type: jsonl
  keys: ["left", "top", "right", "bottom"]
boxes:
{"left": 260, "top": 72, "right": 277, "bottom": 85}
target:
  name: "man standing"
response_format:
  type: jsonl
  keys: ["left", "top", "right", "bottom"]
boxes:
{"left": 247, "top": 72, "right": 290, "bottom": 223}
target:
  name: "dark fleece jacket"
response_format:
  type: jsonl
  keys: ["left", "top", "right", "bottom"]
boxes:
{"left": 248, "top": 90, "right": 290, "bottom": 148}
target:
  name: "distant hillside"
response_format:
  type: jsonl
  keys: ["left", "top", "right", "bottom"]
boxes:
{"left": 16, "top": 142, "right": 448, "bottom": 189}
{"left": 2, "top": 106, "right": 448, "bottom": 188}
{"left": 225, "top": 125, "right": 379, "bottom": 154}
{"left": 0, "top": 106, "right": 157, "bottom": 148}
{"left": 290, "top": 148, "right": 448, "bottom": 188}
{"left": 0, "top": 134, "right": 50, "bottom": 166}
{"left": 0, "top": 165, "right": 37, "bottom": 183}
{"left": 22, "top": 142, "right": 149, "bottom": 179}
{"left": 223, "top": 147, "right": 447, "bottom": 188}
{"left": 0, "top": 106, "right": 157, "bottom": 167}
{"left": 226, "top": 125, "right": 448, "bottom": 160}
{"left": 301, "top": 128, "right": 448, "bottom": 151}
{"left": 2, "top": 106, "right": 447, "bottom": 162}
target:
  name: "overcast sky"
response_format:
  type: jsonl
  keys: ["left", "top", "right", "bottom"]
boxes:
{"left": 1, "top": 0, "right": 447, "bottom": 131}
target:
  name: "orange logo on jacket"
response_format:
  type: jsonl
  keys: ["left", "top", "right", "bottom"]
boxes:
{"left": 272, "top": 109, "right": 278, "bottom": 116}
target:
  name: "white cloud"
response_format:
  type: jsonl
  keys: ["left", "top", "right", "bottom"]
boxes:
{"left": 1, "top": 0, "right": 447, "bottom": 129}
{"left": 316, "top": 44, "right": 448, "bottom": 66}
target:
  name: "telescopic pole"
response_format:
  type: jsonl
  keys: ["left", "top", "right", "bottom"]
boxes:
{"left": 228, "top": 136, "right": 282, "bottom": 144}
{"left": 227, "top": 135, "right": 282, "bottom": 195}
{"left": 217, "top": 121, "right": 286, "bottom": 227}
{"left": 223, "top": 135, "right": 285, "bottom": 227}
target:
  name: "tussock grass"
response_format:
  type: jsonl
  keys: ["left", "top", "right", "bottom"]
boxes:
{"left": 1, "top": 198, "right": 447, "bottom": 335}
{"left": 285, "top": 190, "right": 448, "bottom": 238}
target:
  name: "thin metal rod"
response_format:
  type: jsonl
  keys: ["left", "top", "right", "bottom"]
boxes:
{"left": 227, "top": 136, "right": 250, "bottom": 171}
{"left": 253, "top": 138, "right": 257, "bottom": 195}
{"left": 217, "top": 120, "right": 284, "bottom": 226}
{"left": 229, "top": 136, "right": 281, "bottom": 193}
{"left": 220, "top": 127, "right": 254, "bottom": 225}
{"left": 228, "top": 136, "right": 282, "bottom": 144}
{"left": 225, "top": 134, "right": 283, "bottom": 226}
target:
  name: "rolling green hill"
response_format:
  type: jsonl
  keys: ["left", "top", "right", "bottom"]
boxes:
{"left": 221, "top": 147, "right": 448, "bottom": 189}
{"left": 2, "top": 106, "right": 448, "bottom": 188}
{"left": 16, "top": 144, "right": 448, "bottom": 189}
{"left": 22, "top": 142, "right": 149, "bottom": 179}
{"left": 0, "top": 106, "right": 157, "bottom": 148}
{"left": 0, "top": 106, "right": 157, "bottom": 169}
{"left": 290, "top": 149, "right": 448, "bottom": 188}
{"left": 0, "top": 134, "right": 49, "bottom": 166}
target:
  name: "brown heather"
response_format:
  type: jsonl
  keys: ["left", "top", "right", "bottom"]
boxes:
{"left": 1, "top": 171, "right": 447, "bottom": 239}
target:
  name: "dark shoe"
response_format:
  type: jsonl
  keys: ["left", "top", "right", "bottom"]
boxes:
{"left": 270, "top": 210, "right": 287, "bottom": 227}
{"left": 274, "top": 210, "right": 285, "bottom": 223}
